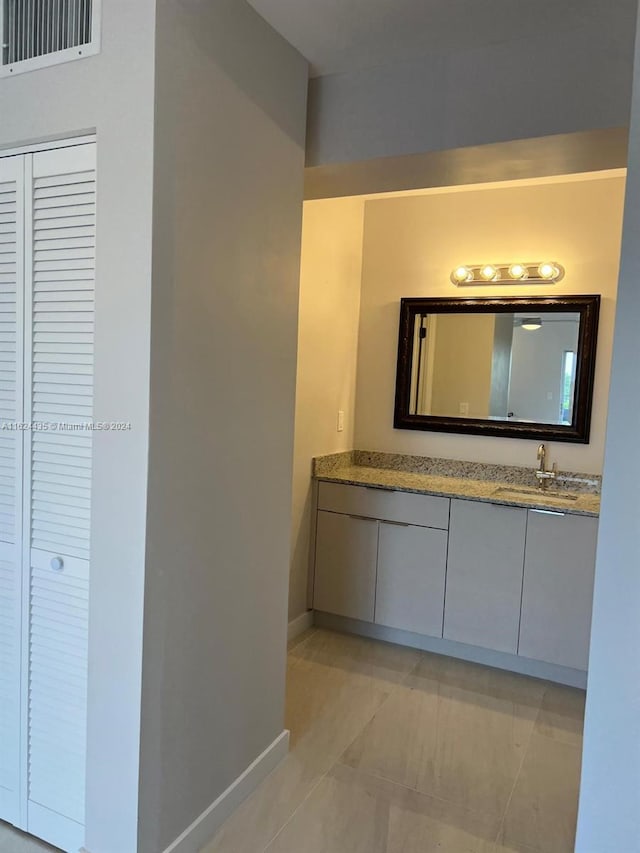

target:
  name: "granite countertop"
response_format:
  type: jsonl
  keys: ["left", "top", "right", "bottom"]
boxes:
{"left": 315, "top": 464, "right": 600, "bottom": 517}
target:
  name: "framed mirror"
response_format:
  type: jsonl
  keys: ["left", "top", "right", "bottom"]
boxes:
{"left": 394, "top": 295, "right": 600, "bottom": 443}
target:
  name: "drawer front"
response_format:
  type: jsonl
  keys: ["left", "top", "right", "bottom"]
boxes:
{"left": 318, "top": 481, "right": 450, "bottom": 529}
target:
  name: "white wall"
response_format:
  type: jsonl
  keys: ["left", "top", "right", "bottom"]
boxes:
{"left": 576, "top": 12, "right": 640, "bottom": 851}
{"left": 0, "top": 4, "right": 156, "bottom": 851}
{"left": 354, "top": 177, "right": 625, "bottom": 474}
{"left": 138, "top": 2, "right": 308, "bottom": 851}
{"left": 307, "top": 5, "right": 637, "bottom": 166}
{"left": 290, "top": 198, "right": 364, "bottom": 621}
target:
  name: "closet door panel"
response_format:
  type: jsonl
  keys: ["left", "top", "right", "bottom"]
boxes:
{"left": 0, "top": 156, "right": 24, "bottom": 827}
{"left": 28, "top": 550, "right": 88, "bottom": 828}
{"left": 30, "top": 144, "right": 94, "bottom": 567}
{"left": 0, "top": 543, "right": 22, "bottom": 825}
{"left": 26, "top": 143, "right": 95, "bottom": 844}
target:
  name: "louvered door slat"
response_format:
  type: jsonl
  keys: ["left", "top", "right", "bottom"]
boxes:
{"left": 34, "top": 181, "right": 95, "bottom": 200}
{"left": 0, "top": 157, "right": 24, "bottom": 829}
{"left": 27, "top": 551, "right": 89, "bottom": 830}
{"left": 26, "top": 144, "right": 95, "bottom": 847}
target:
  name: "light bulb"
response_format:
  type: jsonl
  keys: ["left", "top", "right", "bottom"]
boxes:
{"left": 480, "top": 264, "right": 499, "bottom": 282}
{"left": 538, "top": 262, "right": 558, "bottom": 280}
{"left": 451, "top": 265, "right": 472, "bottom": 284}
{"left": 508, "top": 263, "right": 528, "bottom": 280}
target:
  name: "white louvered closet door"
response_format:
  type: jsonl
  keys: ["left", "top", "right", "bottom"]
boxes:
{"left": 24, "top": 143, "right": 96, "bottom": 853}
{"left": 0, "top": 156, "right": 25, "bottom": 829}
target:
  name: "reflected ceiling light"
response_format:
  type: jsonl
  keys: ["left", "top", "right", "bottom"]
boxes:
{"left": 521, "top": 317, "right": 542, "bottom": 331}
{"left": 450, "top": 262, "right": 565, "bottom": 286}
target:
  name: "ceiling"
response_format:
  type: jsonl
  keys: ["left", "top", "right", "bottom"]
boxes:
{"left": 247, "top": 0, "right": 634, "bottom": 77}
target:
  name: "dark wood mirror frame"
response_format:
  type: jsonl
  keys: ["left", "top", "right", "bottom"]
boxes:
{"left": 394, "top": 295, "right": 601, "bottom": 443}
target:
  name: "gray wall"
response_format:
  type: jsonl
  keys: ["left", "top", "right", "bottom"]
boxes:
{"left": 0, "top": 3, "right": 156, "bottom": 851}
{"left": 138, "top": 2, "right": 308, "bottom": 851}
{"left": 576, "top": 9, "right": 640, "bottom": 851}
{"left": 508, "top": 321, "right": 579, "bottom": 424}
{"left": 306, "top": 5, "right": 637, "bottom": 166}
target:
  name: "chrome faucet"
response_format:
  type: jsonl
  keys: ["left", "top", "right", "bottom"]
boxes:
{"left": 535, "top": 443, "right": 558, "bottom": 490}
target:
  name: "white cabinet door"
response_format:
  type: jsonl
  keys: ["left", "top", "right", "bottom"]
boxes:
{"left": 444, "top": 499, "right": 527, "bottom": 654}
{"left": 0, "top": 155, "right": 24, "bottom": 828}
{"left": 24, "top": 144, "right": 95, "bottom": 852}
{"left": 314, "top": 511, "right": 378, "bottom": 622}
{"left": 519, "top": 510, "right": 598, "bottom": 671}
{"left": 375, "top": 522, "right": 447, "bottom": 637}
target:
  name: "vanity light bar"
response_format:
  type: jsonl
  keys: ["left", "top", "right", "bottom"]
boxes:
{"left": 451, "top": 262, "right": 565, "bottom": 286}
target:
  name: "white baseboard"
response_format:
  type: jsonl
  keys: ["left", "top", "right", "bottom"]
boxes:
{"left": 287, "top": 610, "right": 314, "bottom": 643}
{"left": 162, "top": 730, "right": 290, "bottom": 853}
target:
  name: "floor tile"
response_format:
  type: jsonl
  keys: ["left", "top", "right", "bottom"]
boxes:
{"left": 287, "top": 626, "right": 318, "bottom": 652}
{"left": 285, "top": 653, "right": 395, "bottom": 753}
{"left": 0, "top": 822, "right": 59, "bottom": 853}
{"left": 411, "top": 652, "right": 547, "bottom": 707}
{"left": 534, "top": 684, "right": 585, "bottom": 746}
{"left": 499, "top": 733, "right": 582, "bottom": 852}
{"left": 265, "top": 763, "right": 500, "bottom": 853}
{"left": 342, "top": 671, "right": 541, "bottom": 819}
{"left": 288, "top": 628, "right": 421, "bottom": 684}
{"left": 206, "top": 635, "right": 396, "bottom": 852}
{"left": 202, "top": 747, "right": 330, "bottom": 853}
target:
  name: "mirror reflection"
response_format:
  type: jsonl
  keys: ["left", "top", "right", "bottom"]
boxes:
{"left": 410, "top": 312, "right": 580, "bottom": 424}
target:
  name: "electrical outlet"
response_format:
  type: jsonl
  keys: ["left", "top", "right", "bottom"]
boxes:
{"left": 459, "top": 402, "right": 469, "bottom": 416}
{"left": 337, "top": 410, "right": 345, "bottom": 432}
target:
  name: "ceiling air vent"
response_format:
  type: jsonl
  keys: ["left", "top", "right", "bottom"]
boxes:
{"left": 1, "top": 0, "right": 100, "bottom": 77}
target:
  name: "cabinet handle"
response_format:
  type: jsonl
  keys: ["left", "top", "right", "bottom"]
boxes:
{"left": 383, "top": 520, "right": 411, "bottom": 527}
{"left": 50, "top": 556, "right": 64, "bottom": 571}
{"left": 348, "top": 514, "right": 374, "bottom": 522}
{"left": 530, "top": 509, "right": 566, "bottom": 517}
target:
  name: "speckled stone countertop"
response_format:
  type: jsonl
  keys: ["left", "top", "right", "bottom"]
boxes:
{"left": 313, "top": 451, "right": 600, "bottom": 517}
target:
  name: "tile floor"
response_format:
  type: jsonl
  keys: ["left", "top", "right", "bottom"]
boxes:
{"left": 0, "top": 627, "right": 584, "bottom": 853}
{"left": 206, "top": 627, "right": 585, "bottom": 853}
{"left": 0, "top": 824, "right": 57, "bottom": 853}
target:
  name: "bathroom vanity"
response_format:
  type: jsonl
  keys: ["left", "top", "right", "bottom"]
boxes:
{"left": 311, "top": 453, "right": 600, "bottom": 687}
{"left": 309, "top": 294, "right": 603, "bottom": 688}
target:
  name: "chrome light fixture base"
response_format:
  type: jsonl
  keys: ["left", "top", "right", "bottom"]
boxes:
{"left": 451, "top": 262, "right": 565, "bottom": 286}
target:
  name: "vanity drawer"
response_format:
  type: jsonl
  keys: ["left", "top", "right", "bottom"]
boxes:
{"left": 318, "top": 481, "right": 450, "bottom": 529}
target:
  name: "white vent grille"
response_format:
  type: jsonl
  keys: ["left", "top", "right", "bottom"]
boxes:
{"left": 1, "top": 0, "right": 99, "bottom": 75}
